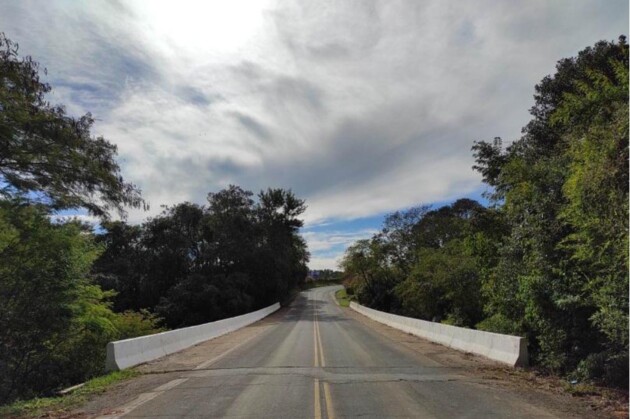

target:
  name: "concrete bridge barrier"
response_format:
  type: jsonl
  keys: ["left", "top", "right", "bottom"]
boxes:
{"left": 106, "top": 303, "right": 280, "bottom": 371}
{"left": 350, "top": 302, "right": 528, "bottom": 367}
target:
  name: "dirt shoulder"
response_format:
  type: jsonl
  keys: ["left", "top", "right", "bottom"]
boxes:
{"left": 343, "top": 305, "right": 628, "bottom": 419}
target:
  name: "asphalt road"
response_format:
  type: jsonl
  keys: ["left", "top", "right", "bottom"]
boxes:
{"left": 109, "top": 286, "right": 561, "bottom": 418}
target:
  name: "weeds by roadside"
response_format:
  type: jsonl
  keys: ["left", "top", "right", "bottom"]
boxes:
{"left": 0, "top": 370, "right": 140, "bottom": 418}
{"left": 335, "top": 288, "right": 351, "bottom": 307}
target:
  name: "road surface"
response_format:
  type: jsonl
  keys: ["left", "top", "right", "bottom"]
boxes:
{"left": 97, "top": 286, "right": 571, "bottom": 418}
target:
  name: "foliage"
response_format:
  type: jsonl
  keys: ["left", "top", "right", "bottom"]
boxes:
{"left": 0, "top": 369, "right": 139, "bottom": 418}
{"left": 0, "top": 33, "right": 142, "bottom": 218}
{"left": 111, "top": 310, "right": 165, "bottom": 340}
{"left": 93, "top": 186, "right": 310, "bottom": 329}
{"left": 472, "top": 36, "right": 628, "bottom": 384}
{"left": 310, "top": 269, "right": 343, "bottom": 281}
{"left": 335, "top": 288, "right": 351, "bottom": 307}
{"left": 0, "top": 201, "right": 161, "bottom": 404}
{"left": 342, "top": 37, "right": 628, "bottom": 387}
{"left": 342, "top": 199, "right": 498, "bottom": 327}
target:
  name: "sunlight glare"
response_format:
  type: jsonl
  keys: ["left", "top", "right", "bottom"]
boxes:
{"left": 134, "top": 0, "right": 269, "bottom": 56}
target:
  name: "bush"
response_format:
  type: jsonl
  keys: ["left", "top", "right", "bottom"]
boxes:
{"left": 575, "top": 350, "right": 629, "bottom": 387}
{"left": 112, "top": 310, "right": 165, "bottom": 340}
{"left": 0, "top": 201, "right": 163, "bottom": 404}
{"left": 475, "top": 313, "right": 521, "bottom": 335}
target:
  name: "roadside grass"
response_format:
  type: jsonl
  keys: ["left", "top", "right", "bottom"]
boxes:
{"left": 0, "top": 369, "right": 140, "bottom": 418}
{"left": 335, "top": 288, "right": 351, "bottom": 307}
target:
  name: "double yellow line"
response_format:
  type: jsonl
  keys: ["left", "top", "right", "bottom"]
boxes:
{"left": 313, "top": 302, "right": 335, "bottom": 419}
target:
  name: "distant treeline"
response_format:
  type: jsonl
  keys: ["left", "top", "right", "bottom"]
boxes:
{"left": 93, "top": 186, "right": 309, "bottom": 329}
{"left": 342, "top": 37, "right": 628, "bottom": 387}
{"left": 0, "top": 32, "right": 308, "bottom": 404}
{"left": 308, "top": 269, "right": 343, "bottom": 281}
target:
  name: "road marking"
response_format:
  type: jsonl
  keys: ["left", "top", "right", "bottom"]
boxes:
{"left": 314, "top": 378, "right": 322, "bottom": 419}
{"left": 98, "top": 311, "right": 274, "bottom": 417}
{"left": 323, "top": 381, "right": 336, "bottom": 419}
{"left": 194, "top": 326, "right": 269, "bottom": 370}
{"left": 95, "top": 378, "right": 188, "bottom": 419}
{"left": 316, "top": 313, "right": 326, "bottom": 367}
{"left": 313, "top": 291, "right": 336, "bottom": 419}
{"left": 314, "top": 301, "right": 320, "bottom": 367}
{"left": 313, "top": 295, "right": 323, "bottom": 419}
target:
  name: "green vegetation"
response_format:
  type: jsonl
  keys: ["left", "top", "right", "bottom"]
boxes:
{"left": 0, "top": 33, "right": 309, "bottom": 405}
{"left": 309, "top": 269, "right": 343, "bottom": 281}
{"left": 301, "top": 279, "right": 343, "bottom": 290}
{"left": 94, "top": 187, "right": 309, "bottom": 329}
{"left": 0, "top": 200, "right": 162, "bottom": 403}
{"left": 342, "top": 37, "right": 628, "bottom": 387}
{"left": 0, "top": 370, "right": 140, "bottom": 418}
{"left": 0, "top": 33, "right": 161, "bottom": 404}
{"left": 335, "top": 288, "right": 351, "bottom": 307}
{"left": 0, "top": 34, "right": 143, "bottom": 218}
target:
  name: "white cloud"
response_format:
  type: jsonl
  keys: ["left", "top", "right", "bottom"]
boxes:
{"left": 303, "top": 228, "right": 378, "bottom": 270}
{"left": 309, "top": 256, "right": 345, "bottom": 271}
{"left": 303, "top": 229, "right": 378, "bottom": 253}
{"left": 1, "top": 0, "right": 627, "bottom": 264}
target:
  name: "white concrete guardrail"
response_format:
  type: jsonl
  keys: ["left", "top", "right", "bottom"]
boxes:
{"left": 350, "top": 302, "right": 528, "bottom": 367}
{"left": 106, "top": 303, "right": 280, "bottom": 371}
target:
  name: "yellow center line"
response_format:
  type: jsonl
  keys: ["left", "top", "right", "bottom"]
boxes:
{"left": 314, "top": 302, "right": 320, "bottom": 368}
{"left": 314, "top": 378, "right": 322, "bottom": 419}
{"left": 314, "top": 295, "right": 336, "bottom": 419}
{"left": 323, "top": 382, "right": 335, "bottom": 419}
{"left": 313, "top": 296, "right": 322, "bottom": 419}
{"left": 316, "top": 313, "right": 325, "bottom": 367}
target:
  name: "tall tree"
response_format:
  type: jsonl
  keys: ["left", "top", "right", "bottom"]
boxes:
{"left": 93, "top": 186, "right": 310, "bottom": 329}
{"left": 473, "top": 36, "right": 628, "bottom": 382}
{"left": 0, "top": 33, "right": 142, "bottom": 218}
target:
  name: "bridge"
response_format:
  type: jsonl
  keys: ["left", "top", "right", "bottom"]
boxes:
{"left": 93, "top": 286, "right": 571, "bottom": 418}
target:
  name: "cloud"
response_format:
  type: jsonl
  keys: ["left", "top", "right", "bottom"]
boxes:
{"left": 309, "top": 256, "right": 345, "bottom": 271}
{"left": 231, "top": 112, "right": 272, "bottom": 141}
{"left": 303, "top": 229, "right": 378, "bottom": 253}
{"left": 303, "top": 228, "right": 378, "bottom": 270}
{"left": 1, "top": 0, "right": 627, "bottom": 265}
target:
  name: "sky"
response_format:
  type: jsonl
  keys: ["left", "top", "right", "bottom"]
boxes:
{"left": 1, "top": 1, "right": 627, "bottom": 269}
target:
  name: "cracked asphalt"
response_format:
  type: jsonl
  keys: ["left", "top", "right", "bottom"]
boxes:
{"left": 90, "top": 286, "right": 581, "bottom": 418}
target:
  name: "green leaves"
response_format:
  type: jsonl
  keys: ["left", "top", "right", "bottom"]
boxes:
{"left": 92, "top": 186, "right": 309, "bottom": 329}
{"left": 0, "top": 33, "right": 143, "bottom": 219}
{"left": 343, "top": 200, "right": 493, "bottom": 326}
{"left": 345, "top": 36, "right": 628, "bottom": 387}
{"left": 0, "top": 200, "right": 163, "bottom": 404}
{"left": 471, "top": 36, "right": 628, "bottom": 384}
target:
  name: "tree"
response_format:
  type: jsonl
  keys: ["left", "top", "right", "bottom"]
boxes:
{"left": 553, "top": 41, "right": 628, "bottom": 384}
{"left": 255, "top": 188, "right": 309, "bottom": 302}
{"left": 0, "top": 33, "right": 142, "bottom": 218}
{"left": 93, "top": 186, "right": 309, "bottom": 329}
{"left": 341, "top": 238, "right": 399, "bottom": 310}
{"left": 473, "top": 36, "right": 628, "bottom": 383}
{"left": 92, "top": 221, "right": 144, "bottom": 312}
{"left": 0, "top": 200, "right": 162, "bottom": 403}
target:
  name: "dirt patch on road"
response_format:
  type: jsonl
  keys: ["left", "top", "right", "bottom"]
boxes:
{"left": 344, "top": 305, "right": 628, "bottom": 419}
